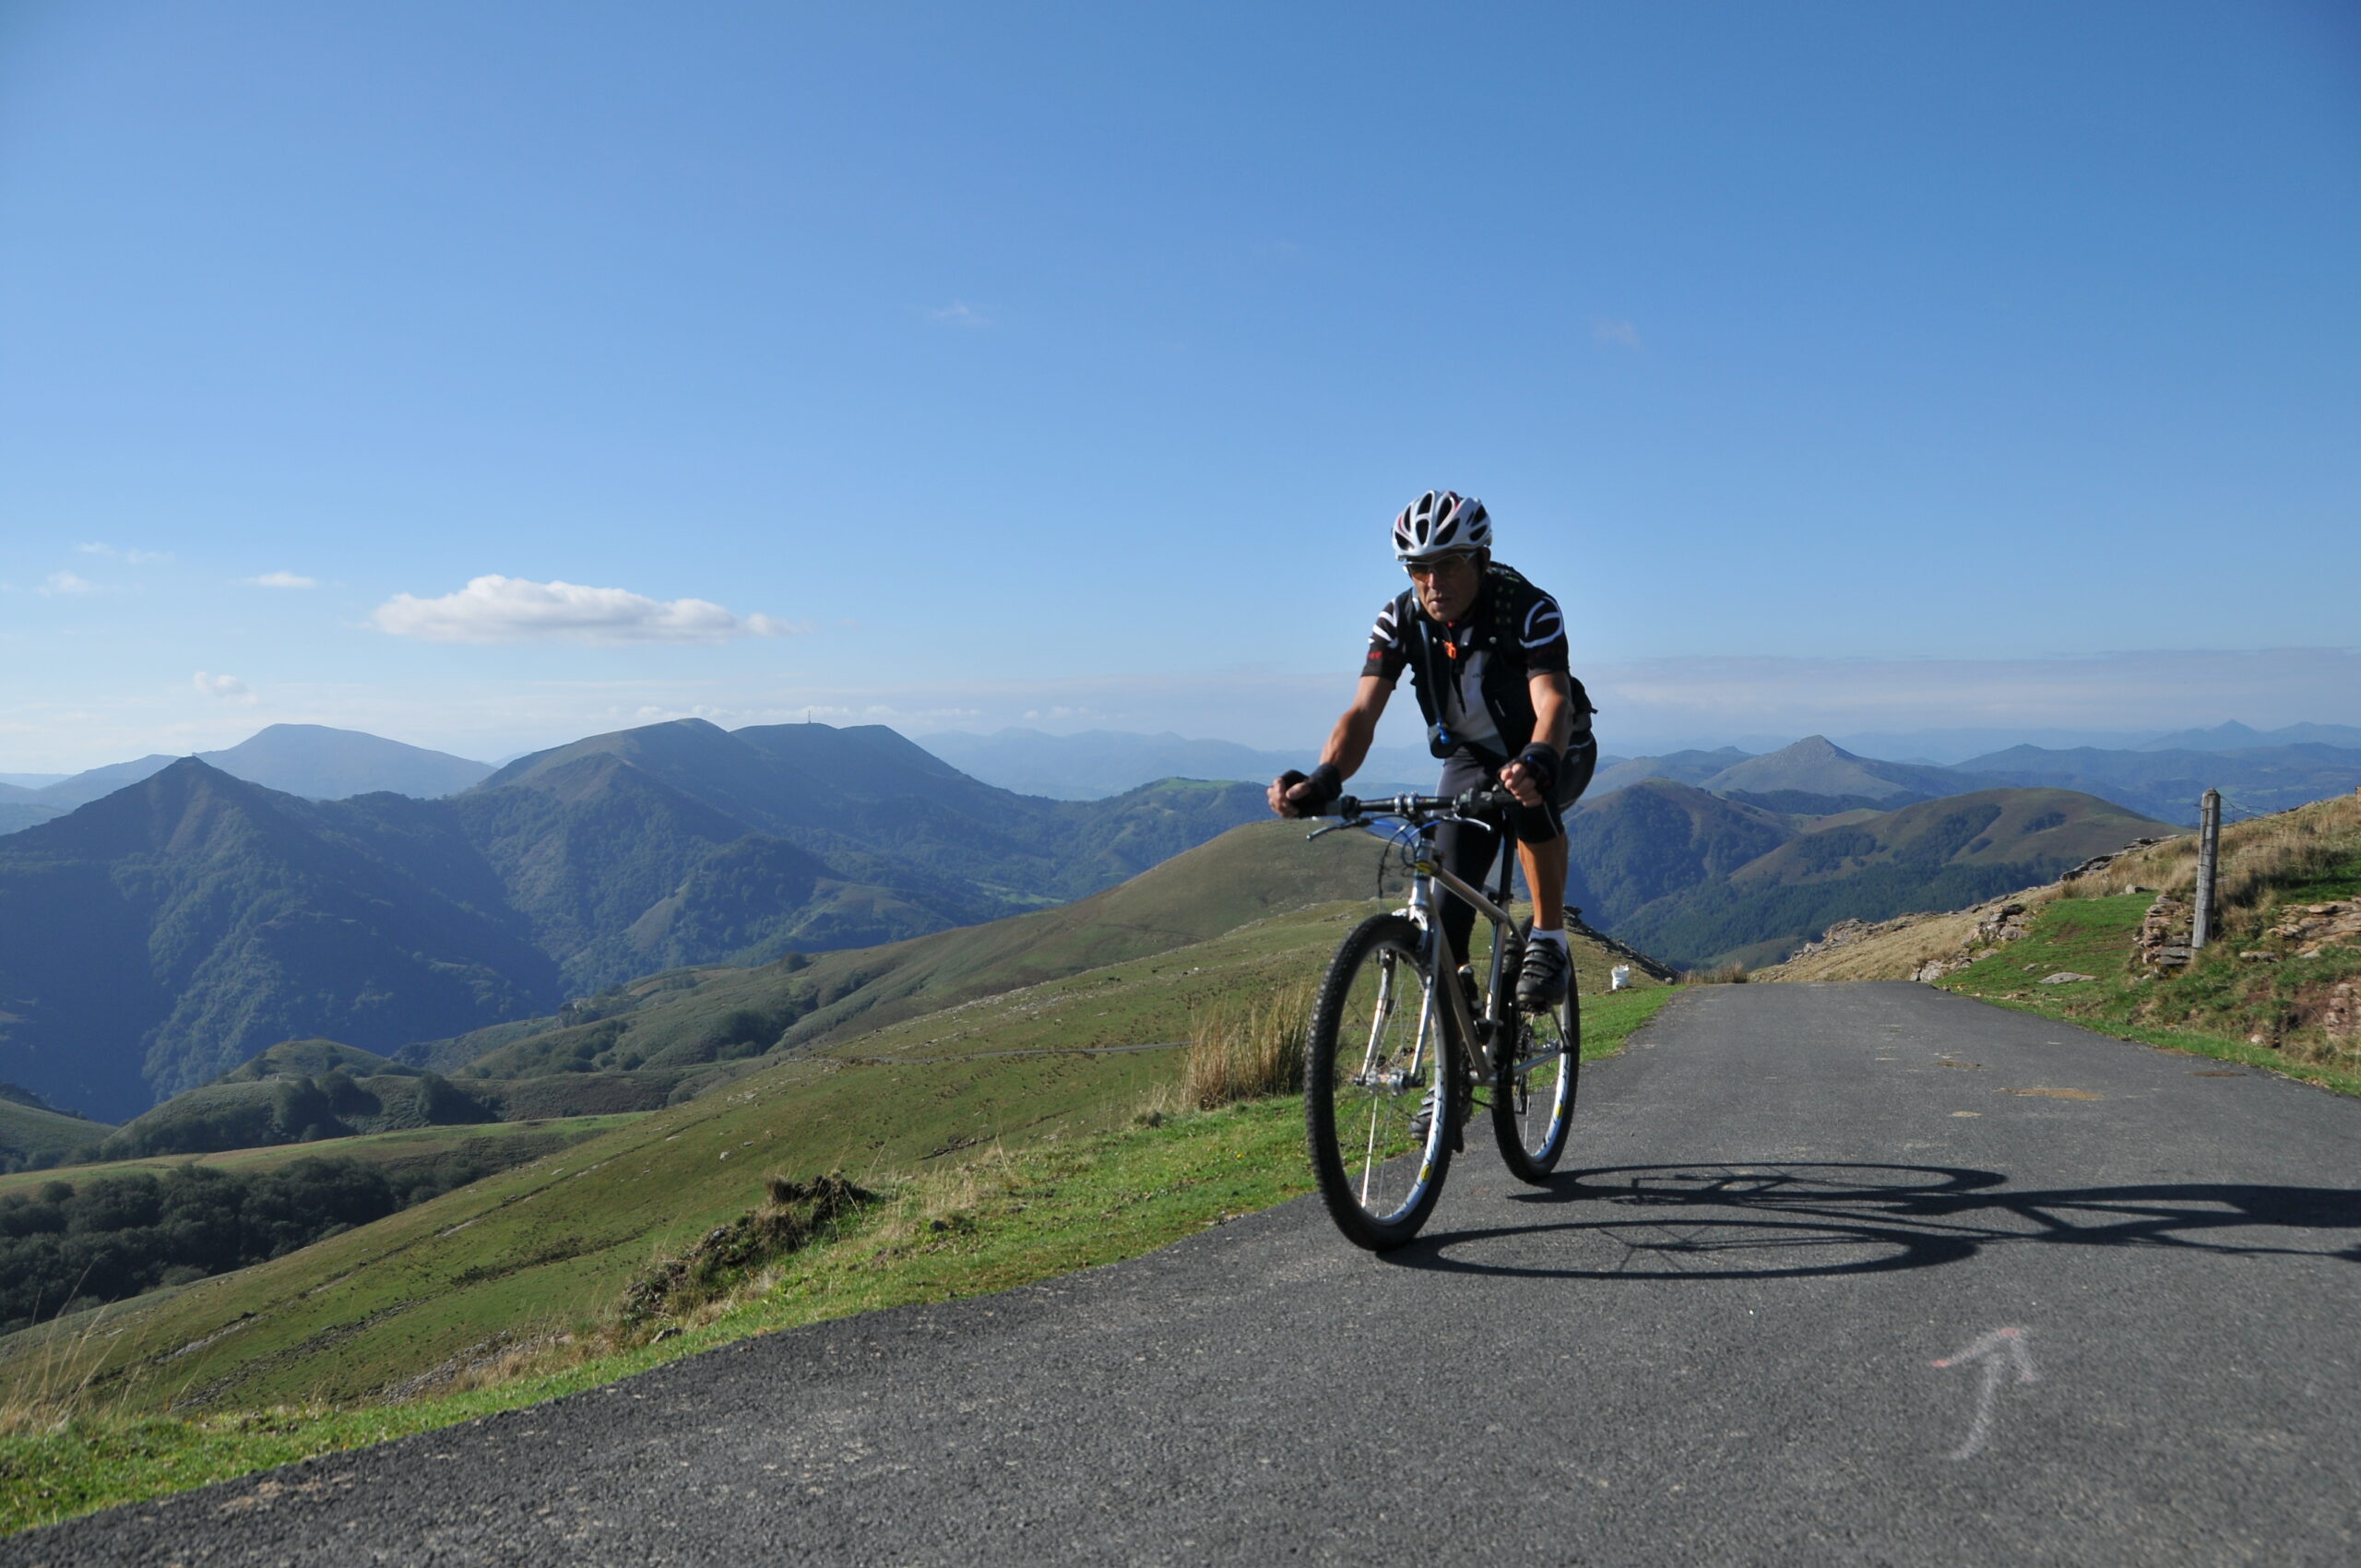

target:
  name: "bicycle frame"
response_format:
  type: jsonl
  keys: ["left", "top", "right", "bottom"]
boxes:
{"left": 1315, "top": 790, "right": 1525, "bottom": 1085}
{"left": 1302, "top": 786, "right": 1583, "bottom": 1245}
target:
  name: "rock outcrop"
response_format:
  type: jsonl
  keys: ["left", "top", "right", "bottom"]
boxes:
{"left": 2268, "top": 902, "right": 2361, "bottom": 959}
{"left": 2324, "top": 981, "right": 2357, "bottom": 1041}
{"left": 2062, "top": 836, "right": 2177, "bottom": 881}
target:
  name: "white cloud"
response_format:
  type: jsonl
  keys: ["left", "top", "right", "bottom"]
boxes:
{"left": 1594, "top": 318, "right": 1643, "bottom": 350}
{"left": 77, "top": 542, "right": 172, "bottom": 564}
{"left": 193, "top": 671, "right": 255, "bottom": 703}
{"left": 40, "top": 571, "right": 95, "bottom": 595}
{"left": 372, "top": 575, "right": 799, "bottom": 646}
{"left": 247, "top": 571, "right": 318, "bottom": 589}
{"left": 929, "top": 302, "right": 994, "bottom": 328}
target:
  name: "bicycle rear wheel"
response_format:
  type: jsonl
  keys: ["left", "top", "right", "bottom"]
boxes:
{"left": 1492, "top": 944, "right": 1579, "bottom": 1183}
{"left": 1305, "top": 912, "right": 1457, "bottom": 1250}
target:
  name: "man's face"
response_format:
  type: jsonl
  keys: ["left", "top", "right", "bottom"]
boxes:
{"left": 1406, "top": 552, "right": 1483, "bottom": 622}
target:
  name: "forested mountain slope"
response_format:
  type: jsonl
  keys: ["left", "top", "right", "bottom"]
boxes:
{"left": 0, "top": 764, "right": 562, "bottom": 1120}
{"left": 1591, "top": 787, "right": 2166, "bottom": 969}
{"left": 0, "top": 722, "right": 1264, "bottom": 1120}
{"left": 1562, "top": 778, "right": 2168, "bottom": 970}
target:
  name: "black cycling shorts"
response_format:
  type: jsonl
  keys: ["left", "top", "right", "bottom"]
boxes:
{"left": 1432, "top": 740, "right": 1595, "bottom": 962}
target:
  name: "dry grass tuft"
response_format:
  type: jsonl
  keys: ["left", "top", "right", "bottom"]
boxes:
{"left": 0, "top": 1306, "right": 131, "bottom": 1438}
{"left": 1180, "top": 986, "right": 1310, "bottom": 1110}
{"left": 2062, "top": 794, "right": 2361, "bottom": 918}
{"left": 1685, "top": 963, "right": 1750, "bottom": 985}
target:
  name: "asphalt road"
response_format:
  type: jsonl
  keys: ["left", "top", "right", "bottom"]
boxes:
{"left": 13, "top": 982, "right": 2360, "bottom": 1566}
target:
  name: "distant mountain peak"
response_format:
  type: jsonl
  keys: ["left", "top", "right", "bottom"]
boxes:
{"left": 1697, "top": 736, "right": 1958, "bottom": 804}
{"left": 2136, "top": 719, "right": 2361, "bottom": 754}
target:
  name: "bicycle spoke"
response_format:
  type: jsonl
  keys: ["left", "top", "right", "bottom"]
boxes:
{"left": 1306, "top": 914, "right": 1454, "bottom": 1248}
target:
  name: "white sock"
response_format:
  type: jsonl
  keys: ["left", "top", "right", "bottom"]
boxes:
{"left": 1531, "top": 928, "right": 1567, "bottom": 950}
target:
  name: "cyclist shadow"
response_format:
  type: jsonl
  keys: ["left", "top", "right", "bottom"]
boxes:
{"left": 1378, "top": 1160, "right": 2361, "bottom": 1280}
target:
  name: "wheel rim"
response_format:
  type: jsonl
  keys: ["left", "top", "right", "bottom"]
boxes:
{"left": 1321, "top": 940, "right": 1444, "bottom": 1224}
{"left": 1504, "top": 996, "right": 1575, "bottom": 1158}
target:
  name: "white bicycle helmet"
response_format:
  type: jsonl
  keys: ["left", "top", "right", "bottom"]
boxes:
{"left": 1392, "top": 490, "right": 1491, "bottom": 562}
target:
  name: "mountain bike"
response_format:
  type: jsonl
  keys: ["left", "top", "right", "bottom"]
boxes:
{"left": 1300, "top": 790, "right": 1581, "bottom": 1250}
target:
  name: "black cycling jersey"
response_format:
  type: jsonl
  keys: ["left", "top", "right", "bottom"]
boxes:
{"left": 1362, "top": 560, "right": 1587, "bottom": 764}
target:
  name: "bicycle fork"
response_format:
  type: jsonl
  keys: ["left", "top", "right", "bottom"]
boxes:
{"left": 1403, "top": 849, "right": 1520, "bottom": 1091}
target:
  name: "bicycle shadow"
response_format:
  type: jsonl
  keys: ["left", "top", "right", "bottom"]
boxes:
{"left": 1378, "top": 1161, "right": 2361, "bottom": 1280}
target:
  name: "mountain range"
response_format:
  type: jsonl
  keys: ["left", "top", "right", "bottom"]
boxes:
{"left": 911, "top": 718, "right": 2361, "bottom": 802}
{"left": 0, "top": 720, "right": 1264, "bottom": 1120}
{"left": 1948, "top": 742, "right": 2361, "bottom": 824}
{"left": 913, "top": 728, "right": 1451, "bottom": 801}
{"left": 1589, "top": 733, "right": 2361, "bottom": 827}
{"left": 7, "top": 713, "right": 2351, "bottom": 1123}
{"left": 0, "top": 725, "right": 494, "bottom": 833}
{"left": 1562, "top": 781, "right": 2167, "bottom": 968}
{"left": 2131, "top": 720, "right": 2361, "bottom": 752}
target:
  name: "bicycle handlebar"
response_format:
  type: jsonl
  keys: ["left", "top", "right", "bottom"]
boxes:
{"left": 1319, "top": 787, "right": 1517, "bottom": 826}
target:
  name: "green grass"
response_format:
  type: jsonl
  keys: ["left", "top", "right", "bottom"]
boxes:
{"left": 0, "top": 949, "right": 1677, "bottom": 1537}
{"left": 427, "top": 820, "right": 1405, "bottom": 1080}
{"left": 0, "top": 901, "right": 1378, "bottom": 1424}
{"left": 0, "top": 1099, "right": 1311, "bottom": 1536}
{"left": 1937, "top": 893, "right": 2361, "bottom": 1097}
{"left": 0, "top": 1099, "right": 111, "bottom": 1169}
{"left": 0, "top": 1116, "right": 646, "bottom": 1201}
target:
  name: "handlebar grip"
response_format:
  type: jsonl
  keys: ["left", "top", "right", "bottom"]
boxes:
{"left": 1331, "top": 795, "right": 1361, "bottom": 820}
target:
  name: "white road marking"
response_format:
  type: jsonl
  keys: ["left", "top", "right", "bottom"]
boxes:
{"left": 1932, "top": 1326, "right": 2038, "bottom": 1460}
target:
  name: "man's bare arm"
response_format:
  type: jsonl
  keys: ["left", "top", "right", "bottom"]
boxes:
{"left": 1269, "top": 676, "right": 1394, "bottom": 816}
{"left": 1499, "top": 672, "right": 1574, "bottom": 808}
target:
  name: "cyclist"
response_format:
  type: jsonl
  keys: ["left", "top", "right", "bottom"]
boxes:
{"left": 1269, "top": 489, "right": 1596, "bottom": 1010}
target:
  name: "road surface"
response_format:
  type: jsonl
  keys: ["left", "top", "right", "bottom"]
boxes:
{"left": 11, "top": 982, "right": 2358, "bottom": 1565}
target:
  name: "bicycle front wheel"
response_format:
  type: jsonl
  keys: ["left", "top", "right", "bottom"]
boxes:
{"left": 1305, "top": 912, "right": 1458, "bottom": 1250}
{"left": 1493, "top": 952, "right": 1579, "bottom": 1183}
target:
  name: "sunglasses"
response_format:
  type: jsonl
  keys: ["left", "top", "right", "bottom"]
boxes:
{"left": 1403, "top": 555, "right": 1478, "bottom": 579}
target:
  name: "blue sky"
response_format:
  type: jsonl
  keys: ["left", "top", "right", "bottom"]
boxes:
{"left": 3, "top": 1, "right": 2356, "bottom": 770}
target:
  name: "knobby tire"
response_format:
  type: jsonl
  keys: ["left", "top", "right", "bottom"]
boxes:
{"left": 1490, "top": 942, "right": 1579, "bottom": 1183}
{"left": 1305, "top": 912, "right": 1458, "bottom": 1250}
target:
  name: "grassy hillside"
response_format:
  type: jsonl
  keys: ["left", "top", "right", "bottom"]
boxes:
{"left": 0, "top": 1119, "right": 647, "bottom": 1336}
{"left": 0, "top": 973, "right": 1674, "bottom": 1534}
{"left": 0, "top": 886, "right": 1660, "bottom": 1424}
{"left": 0, "top": 1091, "right": 111, "bottom": 1173}
{"left": 415, "top": 818, "right": 1402, "bottom": 1079}
{"left": 0, "top": 1116, "right": 642, "bottom": 1202}
{"left": 1563, "top": 778, "right": 1793, "bottom": 929}
{"left": 27, "top": 820, "right": 1391, "bottom": 1169}
{"left": 1761, "top": 791, "right": 2361, "bottom": 1089}
{"left": 8, "top": 1008, "right": 1713, "bottom": 1538}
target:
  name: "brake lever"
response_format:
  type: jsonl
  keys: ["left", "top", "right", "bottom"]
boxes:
{"left": 1303, "top": 794, "right": 1367, "bottom": 838}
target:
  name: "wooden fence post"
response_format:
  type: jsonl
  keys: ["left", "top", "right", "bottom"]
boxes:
{"left": 2191, "top": 788, "right": 2222, "bottom": 951}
